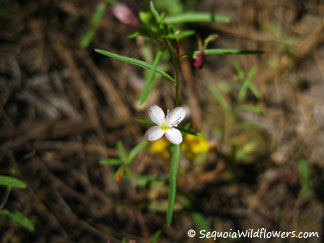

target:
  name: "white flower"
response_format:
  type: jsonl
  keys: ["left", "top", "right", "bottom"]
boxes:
{"left": 145, "top": 104, "right": 186, "bottom": 145}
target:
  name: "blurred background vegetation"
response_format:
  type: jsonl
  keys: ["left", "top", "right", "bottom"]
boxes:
{"left": 0, "top": 0, "right": 324, "bottom": 242}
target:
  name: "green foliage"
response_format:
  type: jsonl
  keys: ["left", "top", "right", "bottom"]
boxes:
{"left": 0, "top": 209, "right": 35, "bottom": 231}
{"left": 167, "top": 144, "right": 180, "bottom": 226}
{"left": 81, "top": 2, "right": 107, "bottom": 48}
{"left": 238, "top": 66, "right": 258, "bottom": 102}
{"left": 100, "top": 140, "right": 148, "bottom": 182}
{"left": 138, "top": 49, "right": 163, "bottom": 104}
{"left": 209, "top": 85, "right": 234, "bottom": 120}
{"left": 189, "top": 49, "right": 264, "bottom": 58}
{"left": 164, "top": 30, "right": 196, "bottom": 39}
{"left": 238, "top": 104, "right": 267, "bottom": 115}
{"left": 128, "top": 140, "right": 149, "bottom": 163}
{"left": 299, "top": 157, "right": 311, "bottom": 196}
{"left": 164, "top": 12, "right": 230, "bottom": 24}
{"left": 94, "top": 49, "right": 175, "bottom": 83}
{"left": 0, "top": 176, "right": 26, "bottom": 189}
{"left": 151, "top": 230, "right": 162, "bottom": 243}
{"left": 117, "top": 140, "right": 128, "bottom": 163}
{"left": 190, "top": 211, "right": 212, "bottom": 233}
{"left": 99, "top": 158, "right": 123, "bottom": 165}
{"left": 94, "top": 1, "right": 265, "bottom": 227}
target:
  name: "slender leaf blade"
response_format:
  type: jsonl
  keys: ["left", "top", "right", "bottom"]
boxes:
{"left": 81, "top": 3, "right": 107, "bottom": 48}
{"left": 138, "top": 49, "right": 163, "bottom": 104}
{"left": 136, "top": 118, "right": 156, "bottom": 126}
{"left": 167, "top": 144, "right": 180, "bottom": 226}
{"left": 99, "top": 158, "right": 123, "bottom": 165}
{"left": 95, "top": 49, "right": 175, "bottom": 83}
{"left": 0, "top": 210, "right": 35, "bottom": 231}
{"left": 164, "top": 12, "right": 230, "bottom": 24}
{"left": 193, "top": 48, "right": 264, "bottom": 57}
{"left": 299, "top": 157, "right": 311, "bottom": 195}
{"left": 190, "top": 211, "right": 212, "bottom": 233}
{"left": 165, "top": 30, "right": 195, "bottom": 39}
{"left": 152, "top": 230, "right": 162, "bottom": 243}
{"left": 209, "top": 85, "right": 233, "bottom": 119}
{"left": 117, "top": 140, "right": 128, "bottom": 163}
{"left": 238, "top": 66, "right": 257, "bottom": 102}
{"left": 150, "top": 1, "right": 161, "bottom": 24}
{"left": 177, "top": 127, "right": 205, "bottom": 137}
{"left": 127, "top": 140, "right": 149, "bottom": 163}
{"left": 238, "top": 104, "right": 267, "bottom": 115}
{"left": 0, "top": 176, "right": 26, "bottom": 189}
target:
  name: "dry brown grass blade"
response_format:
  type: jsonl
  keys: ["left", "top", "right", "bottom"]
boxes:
{"left": 79, "top": 52, "right": 131, "bottom": 120}
{"left": 211, "top": 23, "right": 279, "bottom": 43}
{"left": 50, "top": 32, "right": 101, "bottom": 131}
{"left": 258, "top": 22, "right": 324, "bottom": 84}
{"left": 33, "top": 141, "right": 117, "bottom": 157}
{"left": 179, "top": 49, "right": 202, "bottom": 130}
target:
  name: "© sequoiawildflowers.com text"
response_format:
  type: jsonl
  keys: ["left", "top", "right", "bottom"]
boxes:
{"left": 187, "top": 228, "right": 319, "bottom": 240}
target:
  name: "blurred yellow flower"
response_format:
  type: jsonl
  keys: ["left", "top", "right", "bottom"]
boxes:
{"left": 149, "top": 133, "right": 210, "bottom": 160}
{"left": 181, "top": 134, "right": 209, "bottom": 159}
{"left": 149, "top": 137, "right": 170, "bottom": 159}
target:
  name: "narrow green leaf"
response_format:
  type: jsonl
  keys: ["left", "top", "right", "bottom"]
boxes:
{"left": 117, "top": 140, "right": 128, "bottom": 163}
{"left": 167, "top": 144, "right": 180, "bottom": 226}
{"left": 99, "top": 158, "right": 123, "bottom": 165}
{"left": 138, "top": 49, "right": 163, "bottom": 104}
{"left": 164, "top": 12, "right": 230, "bottom": 24}
{"left": 121, "top": 237, "right": 126, "bottom": 243}
{"left": 238, "top": 104, "right": 267, "bottom": 115}
{"left": 190, "top": 211, "right": 212, "bottom": 233}
{"left": 150, "top": 1, "right": 161, "bottom": 24}
{"left": 238, "top": 67, "right": 257, "bottom": 102}
{"left": 209, "top": 85, "right": 233, "bottom": 119}
{"left": 233, "top": 122, "right": 264, "bottom": 129}
{"left": 0, "top": 176, "right": 26, "bottom": 189}
{"left": 136, "top": 118, "right": 156, "bottom": 126}
{"left": 128, "top": 32, "right": 140, "bottom": 38}
{"left": 165, "top": 30, "right": 195, "bottom": 39}
{"left": 192, "top": 48, "right": 264, "bottom": 57}
{"left": 152, "top": 230, "right": 162, "bottom": 243}
{"left": 81, "top": 3, "right": 107, "bottom": 48}
{"left": 95, "top": 49, "right": 175, "bottom": 83}
{"left": 127, "top": 140, "right": 149, "bottom": 163}
{"left": 299, "top": 157, "right": 311, "bottom": 195}
{"left": 0, "top": 209, "right": 35, "bottom": 231}
{"left": 233, "top": 62, "right": 245, "bottom": 80}
{"left": 177, "top": 127, "right": 205, "bottom": 137}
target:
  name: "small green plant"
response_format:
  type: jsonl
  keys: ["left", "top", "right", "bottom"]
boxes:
{"left": 100, "top": 140, "right": 148, "bottom": 181}
{"left": 0, "top": 175, "right": 35, "bottom": 231}
{"left": 98, "top": 1, "right": 263, "bottom": 226}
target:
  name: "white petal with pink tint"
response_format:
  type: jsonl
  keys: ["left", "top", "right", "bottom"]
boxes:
{"left": 148, "top": 105, "right": 165, "bottom": 125}
{"left": 166, "top": 106, "right": 186, "bottom": 127}
{"left": 165, "top": 128, "right": 183, "bottom": 145}
{"left": 145, "top": 126, "right": 165, "bottom": 141}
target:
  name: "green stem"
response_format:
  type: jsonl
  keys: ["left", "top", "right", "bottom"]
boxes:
{"left": 0, "top": 187, "right": 11, "bottom": 210}
{"left": 165, "top": 39, "right": 180, "bottom": 106}
{"left": 174, "top": 60, "right": 180, "bottom": 106}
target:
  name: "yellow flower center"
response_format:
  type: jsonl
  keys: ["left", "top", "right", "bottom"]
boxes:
{"left": 160, "top": 122, "right": 170, "bottom": 131}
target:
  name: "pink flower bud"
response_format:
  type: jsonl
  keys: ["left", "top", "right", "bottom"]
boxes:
{"left": 112, "top": 3, "right": 139, "bottom": 28}
{"left": 194, "top": 52, "right": 204, "bottom": 69}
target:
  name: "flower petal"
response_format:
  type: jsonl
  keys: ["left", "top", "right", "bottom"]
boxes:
{"left": 148, "top": 105, "right": 165, "bottom": 125}
{"left": 145, "top": 126, "right": 165, "bottom": 141}
{"left": 166, "top": 106, "right": 186, "bottom": 126}
{"left": 165, "top": 128, "right": 183, "bottom": 144}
